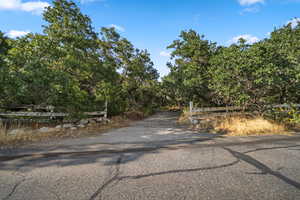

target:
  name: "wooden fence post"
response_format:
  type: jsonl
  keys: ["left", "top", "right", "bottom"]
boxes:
{"left": 189, "top": 101, "right": 193, "bottom": 113}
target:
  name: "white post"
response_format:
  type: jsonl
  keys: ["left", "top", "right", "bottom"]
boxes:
{"left": 104, "top": 100, "right": 108, "bottom": 119}
{"left": 189, "top": 101, "right": 193, "bottom": 113}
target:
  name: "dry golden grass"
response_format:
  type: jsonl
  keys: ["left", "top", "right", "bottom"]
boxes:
{"left": 178, "top": 111, "right": 190, "bottom": 124}
{"left": 214, "top": 116, "right": 292, "bottom": 136}
{"left": 0, "top": 116, "right": 134, "bottom": 148}
{"left": 0, "top": 124, "right": 5, "bottom": 136}
{"left": 124, "top": 111, "right": 145, "bottom": 120}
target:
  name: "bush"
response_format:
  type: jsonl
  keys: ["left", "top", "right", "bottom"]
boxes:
{"left": 124, "top": 111, "right": 145, "bottom": 120}
{"left": 265, "top": 105, "right": 300, "bottom": 126}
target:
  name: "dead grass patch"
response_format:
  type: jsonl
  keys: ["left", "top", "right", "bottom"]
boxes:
{"left": 214, "top": 116, "right": 292, "bottom": 136}
{"left": 0, "top": 116, "right": 134, "bottom": 148}
{"left": 124, "top": 111, "right": 145, "bottom": 120}
{"left": 178, "top": 111, "right": 190, "bottom": 124}
{"left": 185, "top": 110, "right": 294, "bottom": 136}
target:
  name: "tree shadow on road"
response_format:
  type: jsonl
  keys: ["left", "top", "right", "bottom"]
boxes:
{"left": 0, "top": 136, "right": 216, "bottom": 171}
{"left": 0, "top": 135, "right": 300, "bottom": 174}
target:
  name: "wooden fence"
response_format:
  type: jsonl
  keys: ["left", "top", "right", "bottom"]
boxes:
{"left": 0, "top": 111, "right": 106, "bottom": 118}
{"left": 188, "top": 102, "right": 300, "bottom": 123}
{"left": 0, "top": 101, "right": 108, "bottom": 120}
{"left": 189, "top": 102, "right": 245, "bottom": 114}
{"left": 189, "top": 102, "right": 300, "bottom": 115}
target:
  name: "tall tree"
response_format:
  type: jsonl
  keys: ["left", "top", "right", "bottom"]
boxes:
{"left": 42, "top": 0, "right": 104, "bottom": 111}
{"left": 209, "top": 25, "right": 300, "bottom": 109}
{"left": 100, "top": 27, "right": 159, "bottom": 112}
{"left": 0, "top": 32, "right": 10, "bottom": 106}
{"left": 165, "top": 30, "right": 217, "bottom": 106}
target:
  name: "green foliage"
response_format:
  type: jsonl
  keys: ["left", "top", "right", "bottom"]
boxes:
{"left": 265, "top": 105, "right": 300, "bottom": 126}
{"left": 0, "top": 0, "right": 160, "bottom": 116}
{"left": 1, "top": 0, "right": 299, "bottom": 121}
{"left": 99, "top": 27, "right": 160, "bottom": 113}
{"left": 162, "top": 24, "right": 300, "bottom": 115}
{"left": 162, "top": 30, "right": 217, "bottom": 106}
{"left": 209, "top": 25, "right": 300, "bottom": 108}
{"left": 0, "top": 32, "right": 12, "bottom": 106}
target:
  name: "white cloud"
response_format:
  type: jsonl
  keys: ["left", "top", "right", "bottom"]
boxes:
{"left": 238, "top": 0, "right": 264, "bottom": 6}
{"left": 0, "top": 0, "right": 49, "bottom": 15}
{"left": 7, "top": 30, "right": 30, "bottom": 38}
{"left": 160, "top": 51, "right": 171, "bottom": 57}
{"left": 0, "top": 0, "right": 20, "bottom": 9}
{"left": 109, "top": 24, "right": 125, "bottom": 32}
{"left": 240, "top": 6, "right": 260, "bottom": 14}
{"left": 286, "top": 18, "right": 300, "bottom": 28}
{"left": 229, "top": 34, "right": 260, "bottom": 44}
{"left": 21, "top": 1, "right": 49, "bottom": 14}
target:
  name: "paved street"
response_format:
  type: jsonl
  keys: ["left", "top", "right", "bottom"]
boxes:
{"left": 1, "top": 112, "right": 300, "bottom": 200}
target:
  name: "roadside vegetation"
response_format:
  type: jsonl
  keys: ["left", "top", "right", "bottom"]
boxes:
{"left": 161, "top": 26, "right": 300, "bottom": 111}
{"left": 0, "top": 0, "right": 161, "bottom": 116}
{"left": 0, "top": 112, "right": 145, "bottom": 147}
{"left": 0, "top": 0, "right": 160, "bottom": 146}
{"left": 178, "top": 110, "right": 294, "bottom": 136}
{"left": 0, "top": 0, "right": 300, "bottom": 142}
{"left": 214, "top": 116, "right": 290, "bottom": 136}
{"left": 162, "top": 19, "right": 300, "bottom": 136}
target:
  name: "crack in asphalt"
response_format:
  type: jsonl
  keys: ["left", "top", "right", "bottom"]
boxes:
{"left": 2, "top": 174, "right": 61, "bottom": 200}
{"left": 223, "top": 147, "right": 300, "bottom": 190}
{"left": 1, "top": 166, "right": 29, "bottom": 200}
{"left": 88, "top": 152, "right": 241, "bottom": 200}
{"left": 35, "top": 184, "right": 62, "bottom": 200}
{"left": 89, "top": 155, "right": 123, "bottom": 200}
{"left": 118, "top": 159, "right": 240, "bottom": 180}
{"left": 243, "top": 145, "right": 300, "bottom": 154}
{"left": 1, "top": 164, "right": 62, "bottom": 200}
{"left": 2, "top": 177, "right": 26, "bottom": 200}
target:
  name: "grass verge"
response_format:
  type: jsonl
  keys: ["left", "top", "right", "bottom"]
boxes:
{"left": 213, "top": 116, "right": 292, "bottom": 136}
{"left": 179, "top": 110, "right": 294, "bottom": 136}
{"left": 0, "top": 115, "right": 135, "bottom": 148}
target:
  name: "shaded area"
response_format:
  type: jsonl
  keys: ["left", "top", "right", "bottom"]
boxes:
{"left": 1, "top": 136, "right": 300, "bottom": 173}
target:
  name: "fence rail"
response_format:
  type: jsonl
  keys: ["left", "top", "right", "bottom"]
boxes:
{"left": 188, "top": 102, "right": 300, "bottom": 124}
{"left": 0, "top": 105, "right": 54, "bottom": 112}
{"left": 0, "top": 112, "right": 67, "bottom": 117}
{"left": 0, "top": 111, "right": 107, "bottom": 118}
{"left": 191, "top": 106, "right": 244, "bottom": 113}
{"left": 0, "top": 101, "right": 108, "bottom": 120}
{"left": 189, "top": 102, "right": 300, "bottom": 115}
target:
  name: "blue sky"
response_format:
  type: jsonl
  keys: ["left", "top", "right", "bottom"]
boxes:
{"left": 0, "top": 0, "right": 299, "bottom": 77}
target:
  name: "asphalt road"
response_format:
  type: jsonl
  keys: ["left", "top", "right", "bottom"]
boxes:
{"left": 1, "top": 112, "right": 300, "bottom": 200}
